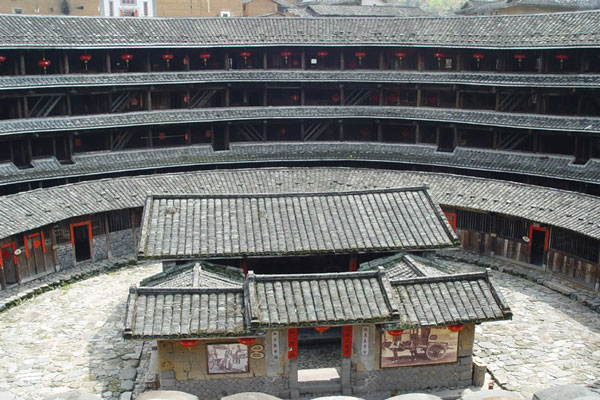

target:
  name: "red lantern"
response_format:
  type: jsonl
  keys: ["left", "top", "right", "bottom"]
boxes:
{"left": 472, "top": 52, "right": 484, "bottom": 69}
{"left": 291, "top": 94, "right": 300, "bottom": 102}
{"left": 555, "top": 54, "right": 568, "bottom": 70}
{"left": 434, "top": 52, "right": 445, "bottom": 68}
{"left": 180, "top": 340, "right": 198, "bottom": 348}
{"left": 33, "top": 240, "right": 41, "bottom": 249}
{"left": 73, "top": 138, "right": 82, "bottom": 148}
{"left": 79, "top": 54, "right": 92, "bottom": 71}
{"left": 121, "top": 53, "right": 133, "bottom": 68}
{"left": 331, "top": 94, "right": 340, "bottom": 103}
{"left": 360, "top": 128, "right": 370, "bottom": 137}
{"left": 199, "top": 52, "right": 211, "bottom": 66}
{"left": 447, "top": 324, "right": 464, "bottom": 332}
{"left": 280, "top": 128, "right": 287, "bottom": 136}
{"left": 281, "top": 51, "right": 292, "bottom": 65}
{"left": 0, "top": 56, "right": 6, "bottom": 64}
{"left": 387, "top": 329, "right": 404, "bottom": 337}
{"left": 162, "top": 53, "right": 174, "bottom": 68}
{"left": 394, "top": 51, "right": 407, "bottom": 60}
{"left": 238, "top": 337, "right": 256, "bottom": 346}
{"left": 205, "top": 129, "right": 212, "bottom": 138}
{"left": 354, "top": 51, "right": 366, "bottom": 65}
{"left": 158, "top": 132, "right": 167, "bottom": 141}
{"left": 38, "top": 58, "right": 51, "bottom": 74}
{"left": 314, "top": 326, "right": 330, "bottom": 334}
{"left": 514, "top": 53, "right": 526, "bottom": 69}
{"left": 316, "top": 51, "right": 329, "bottom": 58}
{"left": 240, "top": 51, "right": 252, "bottom": 65}
{"left": 388, "top": 93, "right": 399, "bottom": 104}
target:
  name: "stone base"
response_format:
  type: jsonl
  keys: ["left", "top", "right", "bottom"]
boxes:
{"left": 160, "top": 376, "right": 288, "bottom": 400}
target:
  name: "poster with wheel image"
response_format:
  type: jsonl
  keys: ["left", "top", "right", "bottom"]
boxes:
{"left": 381, "top": 327, "right": 458, "bottom": 367}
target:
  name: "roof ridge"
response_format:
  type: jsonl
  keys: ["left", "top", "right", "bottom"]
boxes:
{"left": 390, "top": 271, "right": 488, "bottom": 285}
{"left": 253, "top": 270, "right": 380, "bottom": 280}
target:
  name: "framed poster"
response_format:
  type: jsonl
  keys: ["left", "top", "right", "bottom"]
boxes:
{"left": 381, "top": 327, "right": 458, "bottom": 368}
{"left": 207, "top": 343, "right": 249, "bottom": 374}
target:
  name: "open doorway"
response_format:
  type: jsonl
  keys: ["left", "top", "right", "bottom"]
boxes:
{"left": 529, "top": 226, "right": 548, "bottom": 266}
{"left": 297, "top": 327, "right": 342, "bottom": 395}
{"left": 71, "top": 222, "right": 92, "bottom": 262}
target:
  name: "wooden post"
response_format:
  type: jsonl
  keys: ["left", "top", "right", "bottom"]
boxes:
{"left": 301, "top": 48, "right": 306, "bottom": 70}
{"left": 416, "top": 86, "right": 422, "bottom": 107}
{"left": 105, "top": 215, "right": 112, "bottom": 260}
{"left": 376, "top": 121, "right": 383, "bottom": 142}
{"left": 49, "top": 226, "right": 59, "bottom": 271}
{"left": 340, "top": 51, "right": 345, "bottom": 70}
{"left": 105, "top": 51, "right": 111, "bottom": 73}
{"left": 19, "top": 53, "right": 25, "bottom": 75}
{"left": 379, "top": 49, "right": 384, "bottom": 70}
{"left": 263, "top": 50, "right": 267, "bottom": 70}
{"left": 415, "top": 123, "right": 421, "bottom": 143}
{"left": 339, "top": 119, "right": 344, "bottom": 141}
{"left": 146, "top": 88, "right": 152, "bottom": 111}
{"left": 63, "top": 52, "right": 70, "bottom": 74}
{"left": 417, "top": 53, "right": 424, "bottom": 72}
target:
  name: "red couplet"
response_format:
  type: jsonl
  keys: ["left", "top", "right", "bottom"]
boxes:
{"left": 342, "top": 325, "right": 353, "bottom": 357}
{"left": 288, "top": 328, "right": 298, "bottom": 359}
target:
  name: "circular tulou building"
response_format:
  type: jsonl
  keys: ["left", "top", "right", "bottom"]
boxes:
{"left": 0, "top": 10, "right": 598, "bottom": 398}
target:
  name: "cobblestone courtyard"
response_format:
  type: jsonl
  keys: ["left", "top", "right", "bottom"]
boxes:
{"left": 0, "top": 261, "right": 599, "bottom": 399}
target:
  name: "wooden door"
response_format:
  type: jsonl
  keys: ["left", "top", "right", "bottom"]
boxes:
{"left": 24, "top": 232, "right": 49, "bottom": 277}
{"left": 0, "top": 241, "right": 18, "bottom": 287}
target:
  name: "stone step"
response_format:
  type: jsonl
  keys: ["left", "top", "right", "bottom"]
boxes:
{"left": 298, "top": 381, "right": 342, "bottom": 395}
{"left": 543, "top": 280, "right": 575, "bottom": 296}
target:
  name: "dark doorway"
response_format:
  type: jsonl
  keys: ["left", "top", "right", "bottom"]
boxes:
{"left": 530, "top": 229, "right": 547, "bottom": 266}
{"left": 73, "top": 224, "right": 91, "bottom": 262}
{"left": 297, "top": 327, "right": 342, "bottom": 394}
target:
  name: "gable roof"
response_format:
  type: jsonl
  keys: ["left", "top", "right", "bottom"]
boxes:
{"left": 123, "top": 267, "right": 512, "bottom": 339}
{"left": 140, "top": 261, "right": 244, "bottom": 288}
{"left": 137, "top": 188, "right": 459, "bottom": 260}
{"left": 359, "top": 252, "right": 450, "bottom": 279}
{"left": 0, "top": 11, "right": 599, "bottom": 49}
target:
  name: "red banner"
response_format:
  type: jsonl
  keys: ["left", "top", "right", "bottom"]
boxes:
{"left": 342, "top": 325, "right": 353, "bottom": 357}
{"left": 288, "top": 328, "right": 298, "bottom": 360}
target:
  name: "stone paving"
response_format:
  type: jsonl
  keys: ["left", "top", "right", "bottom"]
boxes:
{"left": 0, "top": 259, "right": 599, "bottom": 400}
{"left": 0, "top": 262, "right": 160, "bottom": 400}
{"left": 447, "top": 261, "right": 600, "bottom": 399}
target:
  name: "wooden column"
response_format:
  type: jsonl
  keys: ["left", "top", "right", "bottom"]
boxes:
{"left": 63, "top": 52, "right": 70, "bottom": 74}
{"left": 376, "top": 121, "right": 383, "bottom": 142}
{"left": 105, "top": 51, "right": 111, "bottom": 73}
{"left": 340, "top": 51, "right": 345, "bottom": 70}
{"left": 263, "top": 50, "right": 267, "bottom": 69}
{"left": 301, "top": 48, "right": 306, "bottom": 70}
{"left": 19, "top": 53, "right": 25, "bottom": 75}
{"left": 145, "top": 52, "right": 151, "bottom": 72}
{"left": 104, "top": 215, "right": 112, "bottom": 260}
{"left": 146, "top": 88, "right": 152, "bottom": 111}
{"left": 225, "top": 85, "right": 231, "bottom": 107}
{"left": 415, "top": 123, "right": 421, "bottom": 143}
{"left": 416, "top": 86, "right": 422, "bottom": 107}
{"left": 379, "top": 49, "right": 384, "bottom": 70}
{"left": 224, "top": 51, "right": 230, "bottom": 71}
{"left": 417, "top": 53, "right": 424, "bottom": 72}
{"left": 339, "top": 119, "right": 344, "bottom": 141}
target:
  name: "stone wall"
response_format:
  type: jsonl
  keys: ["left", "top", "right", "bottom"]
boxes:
{"left": 109, "top": 229, "right": 135, "bottom": 259}
{"left": 157, "top": 336, "right": 288, "bottom": 399}
{"left": 92, "top": 235, "right": 108, "bottom": 262}
{"left": 352, "top": 324, "right": 475, "bottom": 394}
{"left": 55, "top": 243, "right": 74, "bottom": 270}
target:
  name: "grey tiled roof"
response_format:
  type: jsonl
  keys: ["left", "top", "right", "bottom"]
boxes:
{"left": 392, "top": 271, "right": 512, "bottom": 326}
{"left": 458, "top": 0, "right": 600, "bottom": 13}
{"left": 359, "top": 253, "right": 448, "bottom": 279}
{"left": 1, "top": 167, "right": 600, "bottom": 241}
{"left": 124, "top": 286, "right": 246, "bottom": 339}
{"left": 140, "top": 262, "right": 244, "bottom": 288}
{"left": 3, "top": 142, "right": 598, "bottom": 186}
{"left": 308, "top": 5, "right": 428, "bottom": 16}
{"left": 137, "top": 188, "right": 458, "bottom": 259}
{"left": 1, "top": 12, "right": 599, "bottom": 49}
{"left": 246, "top": 269, "right": 399, "bottom": 327}
{"left": 2, "top": 71, "right": 599, "bottom": 91}
{"left": 2, "top": 106, "right": 599, "bottom": 136}
{"left": 123, "top": 267, "right": 511, "bottom": 338}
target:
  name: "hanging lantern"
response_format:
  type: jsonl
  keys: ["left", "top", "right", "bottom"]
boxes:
{"left": 447, "top": 324, "right": 464, "bottom": 332}
{"left": 280, "top": 128, "right": 287, "bottom": 136}
{"left": 314, "top": 326, "right": 330, "bottom": 334}
{"left": 394, "top": 51, "right": 407, "bottom": 61}
{"left": 280, "top": 51, "right": 292, "bottom": 65}
{"left": 388, "top": 93, "right": 399, "bottom": 104}
{"left": 199, "top": 52, "right": 211, "bottom": 66}
{"left": 291, "top": 93, "right": 300, "bottom": 102}
{"left": 331, "top": 93, "right": 340, "bottom": 103}
{"left": 360, "top": 128, "right": 370, "bottom": 137}
{"left": 238, "top": 337, "right": 257, "bottom": 346}
{"left": 387, "top": 329, "right": 404, "bottom": 337}
{"left": 316, "top": 51, "right": 329, "bottom": 58}
{"left": 401, "top": 129, "right": 410, "bottom": 138}
{"left": 158, "top": 132, "right": 167, "bottom": 141}
{"left": 0, "top": 56, "right": 6, "bottom": 64}
{"left": 38, "top": 58, "right": 51, "bottom": 74}
{"left": 180, "top": 340, "right": 198, "bottom": 348}
{"left": 79, "top": 54, "right": 92, "bottom": 71}
{"left": 1, "top": 249, "right": 10, "bottom": 260}
{"left": 434, "top": 52, "right": 445, "bottom": 68}
{"left": 514, "top": 53, "right": 526, "bottom": 69}
{"left": 354, "top": 51, "right": 366, "bottom": 65}
{"left": 555, "top": 54, "right": 568, "bottom": 70}
{"left": 240, "top": 51, "right": 252, "bottom": 65}
{"left": 161, "top": 53, "right": 174, "bottom": 68}
{"left": 205, "top": 129, "right": 212, "bottom": 138}
{"left": 472, "top": 53, "right": 484, "bottom": 69}
{"left": 73, "top": 138, "right": 82, "bottom": 148}
{"left": 184, "top": 133, "right": 189, "bottom": 142}
{"left": 121, "top": 53, "right": 134, "bottom": 68}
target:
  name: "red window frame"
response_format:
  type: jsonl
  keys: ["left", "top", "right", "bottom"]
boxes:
{"left": 444, "top": 211, "right": 457, "bottom": 232}
{"left": 528, "top": 225, "right": 549, "bottom": 251}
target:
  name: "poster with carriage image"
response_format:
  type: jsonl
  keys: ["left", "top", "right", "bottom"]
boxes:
{"left": 207, "top": 343, "right": 249, "bottom": 374}
{"left": 381, "top": 327, "right": 458, "bottom": 368}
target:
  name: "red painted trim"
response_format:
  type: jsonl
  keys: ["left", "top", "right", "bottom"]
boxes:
{"left": 288, "top": 328, "right": 298, "bottom": 360}
{"left": 70, "top": 224, "right": 75, "bottom": 245}
{"left": 444, "top": 211, "right": 457, "bottom": 232}
{"left": 12, "top": 242, "right": 17, "bottom": 265}
{"left": 70, "top": 221, "right": 93, "bottom": 245}
{"left": 342, "top": 325, "right": 353, "bottom": 357}
{"left": 1, "top": 242, "right": 16, "bottom": 266}
{"left": 529, "top": 225, "right": 549, "bottom": 251}
{"left": 349, "top": 255, "right": 357, "bottom": 272}
{"left": 41, "top": 231, "right": 46, "bottom": 253}
{"left": 23, "top": 235, "right": 29, "bottom": 259}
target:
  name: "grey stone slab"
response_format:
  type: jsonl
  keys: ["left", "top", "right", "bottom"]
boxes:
{"left": 533, "top": 385, "right": 599, "bottom": 400}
